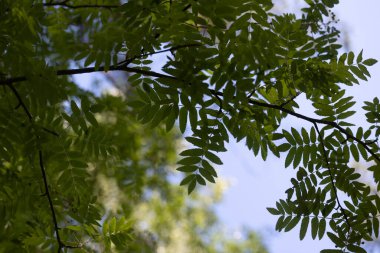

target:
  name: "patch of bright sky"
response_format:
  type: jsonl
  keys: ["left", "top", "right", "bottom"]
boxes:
{"left": 215, "top": 1, "right": 380, "bottom": 253}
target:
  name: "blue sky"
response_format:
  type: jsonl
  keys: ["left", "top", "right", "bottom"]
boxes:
{"left": 216, "top": 1, "right": 380, "bottom": 253}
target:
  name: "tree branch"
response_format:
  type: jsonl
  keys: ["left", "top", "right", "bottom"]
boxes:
{"left": 43, "top": 1, "right": 119, "bottom": 9}
{"left": 39, "top": 150, "right": 64, "bottom": 253}
{"left": 209, "top": 90, "right": 223, "bottom": 115}
{"left": 6, "top": 84, "right": 33, "bottom": 121}
{"left": 0, "top": 43, "right": 201, "bottom": 86}
{"left": 314, "top": 123, "right": 352, "bottom": 231}
{"left": 6, "top": 84, "right": 67, "bottom": 253}
{"left": 0, "top": 65, "right": 176, "bottom": 86}
{"left": 117, "top": 43, "right": 202, "bottom": 66}
{"left": 2, "top": 62, "right": 379, "bottom": 164}
{"left": 42, "top": 127, "right": 60, "bottom": 137}
{"left": 279, "top": 91, "right": 302, "bottom": 108}
{"left": 244, "top": 97, "right": 380, "bottom": 164}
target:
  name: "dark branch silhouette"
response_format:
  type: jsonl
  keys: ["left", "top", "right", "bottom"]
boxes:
{"left": 314, "top": 123, "right": 352, "bottom": 231}
{"left": 43, "top": 1, "right": 119, "bottom": 9}
{"left": 0, "top": 43, "right": 201, "bottom": 86}
{"left": 117, "top": 44, "right": 202, "bottom": 66}
{"left": 6, "top": 83, "right": 72, "bottom": 253}
{"left": 245, "top": 98, "right": 380, "bottom": 164}
{"left": 2, "top": 61, "right": 380, "bottom": 168}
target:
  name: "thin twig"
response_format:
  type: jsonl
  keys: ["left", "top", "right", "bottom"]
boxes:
{"left": 6, "top": 83, "right": 66, "bottom": 252}
{"left": 6, "top": 84, "right": 32, "bottom": 121}
{"left": 209, "top": 90, "right": 223, "bottom": 115}
{"left": 39, "top": 150, "right": 64, "bottom": 253}
{"left": 42, "top": 127, "right": 60, "bottom": 137}
{"left": 247, "top": 88, "right": 256, "bottom": 99}
{"left": 0, "top": 43, "right": 200, "bottom": 85}
{"left": 0, "top": 65, "right": 176, "bottom": 86}
{"left": 243, "top": 97, "right": 380, "bottom": 164}
{"left": 314, "top": 123, "right": 352, "bottom": 230}
{"left": 43, "top": 1, "right": 119, "bottom": 9}
{"left": 182, "top": 3, "right": 191, "bottom": 11}
{"left": 279, "top": 91, "right": 302, "bottom": 108}
{"left": 117, "top": 44, "right": 202, "bottom": 66}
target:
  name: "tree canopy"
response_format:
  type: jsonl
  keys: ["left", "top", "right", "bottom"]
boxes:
{"left": 0, "top": 0, "right": 379, "bottom": 252}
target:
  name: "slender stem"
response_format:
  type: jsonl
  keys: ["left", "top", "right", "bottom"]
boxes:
{"left": 61, "top": 65, "right": 177, "bottom": 79}
{"left": 39, "top": 150, "right": 64, "bottom": 253}
{"left": 6, "top": 84, "right": 65, "bottom": 252}
{"left": 43, "top": 1, "right": 119, "bottom": 9}
{"left": 0, "top": 65, "right": 175, "bottom": 86}
{"left": 314, "top": 123, "right": 352, "bottom": 229}
{"left": 0, "top": 44, "right": 199, "bottom": 86}
{"left": 6, "top": 84, "right": 32, "bottom": 121}
{"left": 279, "top": 91, "right": 302, "bottom": 108}
{"left": 117, "top": 44, "right": 201, "bottom": 66}
{"left": 244, "top": 97, "right": 380, "bottom": 164}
